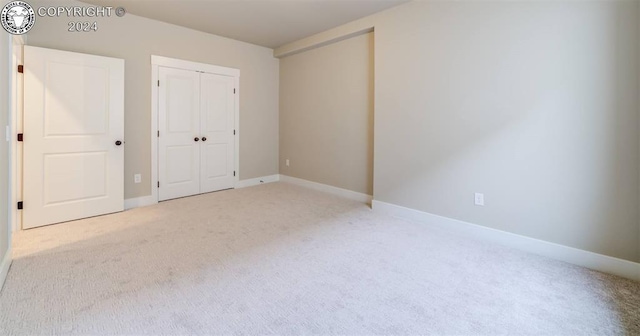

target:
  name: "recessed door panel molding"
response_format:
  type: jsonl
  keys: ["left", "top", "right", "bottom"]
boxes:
{"left": 155, "top": 57, "right": 238, "bottom": 202}
{"left": 165, "top": 145, "right": 195, "bottom": 184}
{"left": 44, "top": 62, "right": 109, "bottom": 137}
{"left": 23, "top": 46, "right": 124, "bottom": 229}
{"left": 203, "top": 77, "right": 229, "bottom": 133}
{"left": 43, "top": 152, "right": 108, "bottom": 205}
{"left": 203, "top": 144, "right": 228, "bottom": 179}
{"left": 166, "top": 74, "right": 197, "bottom": 134}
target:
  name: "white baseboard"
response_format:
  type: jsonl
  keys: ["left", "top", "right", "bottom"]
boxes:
{"left": 0, "top": 248, "right": 12, "bottom": 292}
{"left": 125, "top": 174, "right": 281, "bottom": 210}
{"left": 124, "top": 195, "right": 158, "bottom": 210}
{"left": 280, "top": 175, "right": 372, "bottom": 204}
{"left": 235, "top": 174, "right": 280, "bottom": 188}
{"left": 372, "top": 200, "right": 640, "bottom": 281}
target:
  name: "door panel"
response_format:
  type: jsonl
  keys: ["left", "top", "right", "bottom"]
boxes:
{"left": 44, "top": 62, "right": 108, "bottom": 136}
{"left": 203, "top": 144, "right": 227, "bottom": 178}
{"left": 158, "top": 67, "right": 200, "bottom": 201}
{"left": 23, "top": 46, "right": 124, "bottom": 229}
{"left": 44, "top": 152, "right": 107, "bottom": 205}
{"left": 166, "top": 145, "right": 195, "bottom": 183}
{"left": 200, "top": 73, "right": 235, "bottom": 193}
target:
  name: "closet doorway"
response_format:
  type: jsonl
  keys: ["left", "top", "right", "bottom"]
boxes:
{"left": 153, "top": 56, "right": 239, "bottom": 202}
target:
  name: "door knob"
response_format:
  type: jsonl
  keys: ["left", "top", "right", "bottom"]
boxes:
{"left": 194, "top": 137, "right": 200, "bottom": 142}
{"left": 115, "top": 140, "right": 122, "bottom": 146}
{"left": 202, "top": 137, "right": 207, "bottom": 142}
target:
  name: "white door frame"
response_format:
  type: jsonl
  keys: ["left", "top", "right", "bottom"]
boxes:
{"left": 9, "top": 35, "right": 25, "bottom": 232}
{"left": 151, "top": 55, "right": 240, "bottom": 204}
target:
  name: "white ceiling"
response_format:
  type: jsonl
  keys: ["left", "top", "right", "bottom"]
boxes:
{"left": 80, "top": 0, "right": 408, "bottom": 49}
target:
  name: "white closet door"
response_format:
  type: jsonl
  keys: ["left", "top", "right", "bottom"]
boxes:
{"left": 200, "top": 73, "right": 235, "bottom": 193}
{"left": 23, "top": 46, "right": 124, "bottom": 229}
{"left": 158, "top": 67, "right": 201, "bottom": 201}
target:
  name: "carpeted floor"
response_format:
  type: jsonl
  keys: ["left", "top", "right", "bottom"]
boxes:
{"left": 0, "top": 182, "right": 638, "bottom": 335}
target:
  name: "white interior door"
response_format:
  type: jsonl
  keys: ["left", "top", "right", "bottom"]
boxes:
{"left": 200, "top": 73, "right": 235, "bottom": 193}
{"left": 158, "top": 66, "right": 201, "bottom": 201}
{"left": 23, "top": 46, "right": 124, "bottom": 229}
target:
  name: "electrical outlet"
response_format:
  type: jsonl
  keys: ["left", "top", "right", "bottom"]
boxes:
{"left": 134, "top": 174, "right": 142, "bottom": 184}
{"left": 286, "top": 159, "right": 290, "bottom": 167}
{"left": 474, "top": 193, "right": 484, "bottom": 206}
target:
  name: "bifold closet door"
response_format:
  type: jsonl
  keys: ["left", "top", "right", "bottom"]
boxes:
{"left": 158, "top": 67, "right": 201, "bottom": 201}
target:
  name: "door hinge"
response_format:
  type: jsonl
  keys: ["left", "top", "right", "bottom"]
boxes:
{"left": 157, "top": 130, "right": 160, "bottom": 137}
{"left": 233, "top": 171, "right": 236, "bottom": 177}
{"left": 157, "top": 181, "right": 160, "bottom": 188}
{"left": 17, "top": 65, "right": 23, "bottom": 73}
{"left": 233, "top": 130, "right": 236, "bottom": 135}
{"left": 233, "top": 88, "right": 236, "bottom": 94}
{"left": 17, "top": 133, "right": 23, "bottom": 142}
{"left": 17, "top": 201, "right": 23, "bottom": 210}
{"left": 157, "top": 80, "right": 160, "bottom": 87}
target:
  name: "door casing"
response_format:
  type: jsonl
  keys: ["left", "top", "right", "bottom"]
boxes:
{"left": 9, "top": 36, "right": 24, "bottom": 232}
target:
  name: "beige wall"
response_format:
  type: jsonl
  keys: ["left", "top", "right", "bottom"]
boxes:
{"left": 27, "top": 0, "right": 280, "bottom": 199}
{"left": 277, "top": 1, "right": 640, "bottom": 262}
{"left": 1, "top": 25, "right": 10, "bottom": 267}
{"left": 280, "top": 33, "right": 373, "bottom": 195}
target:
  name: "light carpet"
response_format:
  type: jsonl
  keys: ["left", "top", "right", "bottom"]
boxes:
{"left": 0, "top": 182, "right": 638, "bottom": 335}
